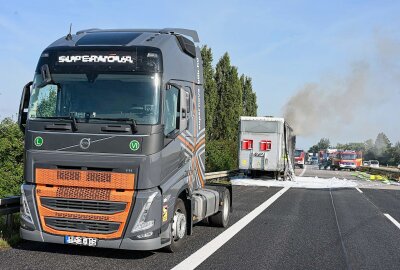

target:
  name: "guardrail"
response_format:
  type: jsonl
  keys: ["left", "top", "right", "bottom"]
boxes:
{"left": 205, "top": 170, "right": 239, "bottom": 181}
{"left": 0, "top": 196, "right": 20, "bottom": 216}
{"left": 0, "top": 196, "right": 20, "bottom": 232}
{"left": 358, "top": 166, "right": 400, "bottom": 181}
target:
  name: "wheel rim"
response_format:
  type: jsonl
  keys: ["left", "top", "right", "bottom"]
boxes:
{"left": 222, "top": 194, "right": 229, "bottom": 222}
{"left": 172, "top": 209, "right": 186, "bottom": 240}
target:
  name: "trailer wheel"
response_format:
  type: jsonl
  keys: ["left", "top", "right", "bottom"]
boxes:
{"left": 164, "top": 198, "right": 187, "bottom": 253}
{"left": 209, "top": 189, "right": 231, "bottom": 228}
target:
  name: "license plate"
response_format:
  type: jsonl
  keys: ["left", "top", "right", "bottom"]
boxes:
{"left": 64, "top": 236, "right": 97, "bottom": 247}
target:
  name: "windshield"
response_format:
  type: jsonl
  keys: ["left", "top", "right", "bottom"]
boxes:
{"left": 28, "top": 73, "right": 160, "bottom": 125}
{"left": 341, "top": 154, "right": 357, "bottom": 160}
{"left": 295, "top": 150, "right": 303, "bottom": 157}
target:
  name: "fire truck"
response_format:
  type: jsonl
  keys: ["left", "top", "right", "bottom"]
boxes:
{"left": 294, "top": 149, "right": 305, "bottom": 169}
{"left": 331, "top": 150, "right": 363, "bottom": 171}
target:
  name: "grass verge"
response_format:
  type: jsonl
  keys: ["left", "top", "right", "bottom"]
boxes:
{"left": 0, "top": 214, "right": 21, "bottom": 249}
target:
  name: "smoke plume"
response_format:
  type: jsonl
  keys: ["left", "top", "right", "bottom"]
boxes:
{"left": 283, "top": 33, "right": 400, "bottom": 138}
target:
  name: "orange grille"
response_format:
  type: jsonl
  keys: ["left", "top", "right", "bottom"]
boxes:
{"left": 56, "top": 187, "right": 111, "bottom": 201}
{"left": 36, "top": 168, "right": 134, "bottom": 189}
{"left": 57, "top": 170, "right": 81, "bottom": 181}
{"left": 37, "top": 186, "right": 133, "bottom": 202}
{"left": 35, "top": 168, "right": 135, "bottom": 239}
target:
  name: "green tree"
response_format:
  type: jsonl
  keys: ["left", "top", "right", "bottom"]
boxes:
{"left": 0, "top": 118, "right": 24, "bottom": 197}
{"left": 375, "top": 132, "right": 391, "bottom": 156}
{"left": 240, "top": 75, "right": 257, "bottom": 116}
{"left": 201, "top": 46, "right": 218, "bottom": 141}
{"left": 214, "top": 53, "right": 242, "bottom": 141}
{"left": 206, "top": 140, "right": 237, "bottom": 171}
{"left": 37, "top": 87, "right": 57, "bottom": 117}
{"left": 200, "top": 48, "right": 258, "bottom": 172}
{"left": 308, "top": 138, "right": 330, "bottom": 153}
{"left": 336, "top": 142, "right": 365, "bottom": 151}
{"left": 390, "top": 142, "right": 400, "bottom": 165}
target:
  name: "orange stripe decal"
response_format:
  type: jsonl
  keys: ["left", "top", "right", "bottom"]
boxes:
{"left": 195, "top": 138, "right": 205, "bottom": 152}
{"left": 195, "top": 157, "right": 204, "bottom": 187}
{"left": 178, "top": 135, "right": 195, "bottom": 152}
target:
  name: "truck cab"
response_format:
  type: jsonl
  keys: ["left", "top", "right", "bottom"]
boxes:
{"left": 18, "top": 28, "right": 231, "bottom": 251}
{"left": 331, "top": 150, "right": 360, "bottom": 171}
{"left": 294, "top": 149, "right": 305, "bottom": 169}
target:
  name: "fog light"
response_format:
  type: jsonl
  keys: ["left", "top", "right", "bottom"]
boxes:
{"left": 137, "top": 232, "right": 153, "bottom": 239}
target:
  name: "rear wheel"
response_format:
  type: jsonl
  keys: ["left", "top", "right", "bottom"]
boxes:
{"left": 164, "top": 198, "right": 187, "bottom": 253}
{"left": 209, "top": 189, "right": 231, "bottom": 228}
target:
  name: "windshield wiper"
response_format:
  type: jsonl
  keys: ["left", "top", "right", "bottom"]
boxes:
{"left": 35, "top": 116, "right": 78, "bottom": 132}
{"left": 89, "top": 117, "right": 138, "bottom": 133}
{"left": 69, "top": 113, "right": 78, "bottom": 132}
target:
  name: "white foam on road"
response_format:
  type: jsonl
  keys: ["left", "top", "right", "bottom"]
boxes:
{"left": 231, "top": 176, "right": 358, "bottom": 189}
{"left": 299, "top": 165, "right": 307, "bottom": 177}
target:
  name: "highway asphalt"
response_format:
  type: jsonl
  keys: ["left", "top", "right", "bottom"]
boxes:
{"left": 1, "top": 168, "right": 400, "bottom": 270}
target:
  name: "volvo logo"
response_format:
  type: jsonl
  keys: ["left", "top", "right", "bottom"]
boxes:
{"left": 80, "top": 138, "right": 91, "bottom": 149}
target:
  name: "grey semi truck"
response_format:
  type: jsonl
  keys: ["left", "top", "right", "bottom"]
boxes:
{"left": 17, "top": 28, "right": 231, "bottom": 252}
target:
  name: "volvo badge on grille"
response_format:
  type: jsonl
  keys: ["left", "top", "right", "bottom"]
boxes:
{"left": 80, "top": 138, "right": 91, "bottom": 149}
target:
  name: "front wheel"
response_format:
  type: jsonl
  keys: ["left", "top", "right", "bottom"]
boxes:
{"left": 164, "top": 198, "right": 187, "bottom": 252}
{"left": 209, "top": 189, "right": 231, "bottom": 228}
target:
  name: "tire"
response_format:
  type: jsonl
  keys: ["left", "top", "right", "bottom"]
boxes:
{"left": 163, "top": 198, "right": 187, "bottom": 253}
{"left": 209, "top": 189, "right": 231, "bottom": 228}
{"left": 250, "top": 170, "right": 255, "bottom": 178}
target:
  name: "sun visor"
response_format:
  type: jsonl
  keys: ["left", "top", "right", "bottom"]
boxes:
{"left": 36, "top": 47, "right": 162, "bottom": 74}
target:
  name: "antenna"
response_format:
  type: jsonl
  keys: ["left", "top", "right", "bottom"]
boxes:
{"left": 66, "top": 23, "right": 73, "bottom": 40}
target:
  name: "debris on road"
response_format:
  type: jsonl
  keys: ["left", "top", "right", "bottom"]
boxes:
{"left": 352, "top": 171, "right": 394, "bottom": 184}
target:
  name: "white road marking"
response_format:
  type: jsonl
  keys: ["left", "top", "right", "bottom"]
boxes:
{"left": 299, "top": 165, "right": 307, "bottom": 177}
{"left": 355, "top": 187, "right": 363, "bottom": 193}
{"left": 171, "top": 187, "right": 290, "bottom": 270}
{"left": 384, "top": 213, "right": 400, "bottom": 230}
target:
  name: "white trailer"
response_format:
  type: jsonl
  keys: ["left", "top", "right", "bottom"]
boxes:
{"left": 238, "top": 116, "right": 295, "bottom": 179}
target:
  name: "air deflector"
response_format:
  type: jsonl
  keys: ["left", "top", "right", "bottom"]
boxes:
{"left": 76, "top": 32, "right": 142, "bottom": 46}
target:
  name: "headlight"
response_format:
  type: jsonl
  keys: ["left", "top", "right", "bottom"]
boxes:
{"left": 131, "top": 191, "right": 158, "bottom": 233}
{"left": 21, "top": 186, "right": 33, "bottom": 223}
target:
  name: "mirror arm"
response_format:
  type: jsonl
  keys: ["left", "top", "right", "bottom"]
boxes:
{"left": 18, "top": 81, "right": 33, "bottom": 133}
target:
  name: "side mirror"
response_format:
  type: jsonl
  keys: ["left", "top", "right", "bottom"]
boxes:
{"left": 179, "top": 87, "right": 188, "bottom": 131}
{"left": 37, "top": 64, "right": 52, "bottom": 88}
{"left": 18, "top": 81, "right": 33, "bottom": 133}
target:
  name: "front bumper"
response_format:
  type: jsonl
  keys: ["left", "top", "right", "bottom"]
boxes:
{"left": 339, "top": 164, "right": 356, "bottom": 169}
{"left": 20, "top": 227, "right": 169, "bottom": 250}
{"left": 21, "top": 183, "right": 170, "bottom": 251}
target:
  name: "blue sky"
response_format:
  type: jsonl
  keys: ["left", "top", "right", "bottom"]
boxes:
{"left": 1, "top": 0, "right": 399, "bottom": 148}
